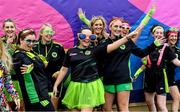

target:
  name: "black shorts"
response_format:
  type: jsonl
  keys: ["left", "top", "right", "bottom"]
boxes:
{"left": 144, "top": 68, "right": 168, "bottom": 94}
{"left": 167, "top": 72, "right": 176, "bottom": 87}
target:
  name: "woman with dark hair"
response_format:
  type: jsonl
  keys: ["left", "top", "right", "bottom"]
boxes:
{"left": 13, "top": 28, "right": 54, "bottom": 111}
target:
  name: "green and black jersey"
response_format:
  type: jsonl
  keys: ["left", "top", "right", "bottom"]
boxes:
{"left": 33, "top": 40, "right": 65, "bottom": 87}
{"left": 13, "top": 49, "right": 50, "bottom": 104}
{"left": 63, "top": 46, "right": 107, "bottom": 83}
{"left": 100, "top": 38, "right": 157, "bottom": 85}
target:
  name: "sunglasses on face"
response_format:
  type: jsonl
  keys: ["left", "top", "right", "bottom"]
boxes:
{"left": 43, "top": 30, "right": 54, "bottom": 35}
{"left": 24, "top": 38, "right": 37, "bottom": 44}
{"left": 122, "top": 26, "right": 130, "bottom": 31}
{"left": 112, "top": 25, "right": 122, "bottom": 30}
{"left": 79, "top": 33, "right": 96, "bottom": 40}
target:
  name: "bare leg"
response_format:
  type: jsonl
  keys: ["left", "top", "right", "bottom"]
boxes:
{"left": 81, "top": 107, "right": 93, "bottom": 112}
{"left": 103, "top": 92, "right": 115, "bottom": 111}
{"left": 144, "top": 92, "right": 156, "bottom": 111}
{"left": 116, "top": 91, "right": 130, "bottom": 111}
{"left": 169, "top": 86, "right": 180, "bottom": 112}
{"left": 156, "top": 94, "right": 168, "bottom": 112}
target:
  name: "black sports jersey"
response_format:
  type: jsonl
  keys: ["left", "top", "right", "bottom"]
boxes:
{"left": 166, "top": 46, "right": 180, "bottom": 86}
{"left": 33, "top": 40, "right": 65, "bottom": 88}
{"left": 63, "top": 46, "right": 107, "bottom": 83}
{"left": 100, "top": 37, "right": 157, "bottom": 85}
{"left": 146, "top": 45, "right": 176, "bottom": 69}
{"left": 144, "top": 45, "right": 176, "bottom": 94}
{"left": 13, "top": 49, "right": 50, "bottom": 105}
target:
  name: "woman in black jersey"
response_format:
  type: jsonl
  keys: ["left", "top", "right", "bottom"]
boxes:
{"left": 13, "top": 29, "right": 54, "bottom": 111}
{"left": 101, "top": 15, "right": 165, "bottom": 111}
{"left": 53, "top": 28, "right": 138, "bottom": 111}
{"left": 166, "top": 28, "right": 180, "bottom": 112}
{"left": 141, "top": 25, "right": 180, "bottom": 112}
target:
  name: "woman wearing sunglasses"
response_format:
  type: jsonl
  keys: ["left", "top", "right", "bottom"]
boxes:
{"left": 12, "top": 29, "right": 54, "bottom": 111}
{"left": 33, "top": 23, "right": 65, "bottom": 110}
{"left": 53, "top": 27, "right": 139, "bottom": 111}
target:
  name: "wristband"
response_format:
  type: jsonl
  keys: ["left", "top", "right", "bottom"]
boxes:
{"left": 154, "top": 39, "right": 161, "bottom": 47}
{"left": 133, "top": 67, "right": 144, "bottom": 79}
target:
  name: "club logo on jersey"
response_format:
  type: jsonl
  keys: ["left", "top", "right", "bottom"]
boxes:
{"left": 120, "top": 44, "right": 126, "bottom": 50}
{"left": 52, "top": 52, "right": 58, "bottom": 58}
{"left": 85, "top": 50, "right": 91, "bottom": 55}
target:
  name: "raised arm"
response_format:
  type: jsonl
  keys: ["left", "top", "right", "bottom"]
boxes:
{"left": 53, "top": 66, "right": 68, "bottom": 96}
{"left": 78, "top": 8, "right": 91, "bottom": 27}
{"left": 107, "top": 31, "right": 138, "bottom": 53}
{"left": 132, "top": 4, "right": 155, "bottom": 42}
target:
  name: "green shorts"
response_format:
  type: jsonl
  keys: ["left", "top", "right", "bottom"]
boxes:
{"left": 104, "top": 83, "right": 133, "bottom": 93}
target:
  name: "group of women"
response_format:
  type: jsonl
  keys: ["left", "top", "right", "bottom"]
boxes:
{"left": 0, "top": 5, "right": 180, "bottom": 112}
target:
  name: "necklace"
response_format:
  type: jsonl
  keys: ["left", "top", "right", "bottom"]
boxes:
{"left": 38, "top": 41, "right": 53, "bottom": 58}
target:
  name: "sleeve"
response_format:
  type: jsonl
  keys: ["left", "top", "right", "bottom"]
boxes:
{"left": 13, "top": 52, "right": 24, "bottom": 70}
{"left": 4, "top": 75, "right": 19, "bottom": 99}
{"left": 93, "top": 39, "right": 109, "bottom": 58}
{"left": 62, "top": 50, "right": 71, "bottom": 68}
{"left": 175, "top": 47, "right": 180, "bottom": 60}
{"left": 13, "top": 52, "right": 33, "bottom": 75}
{"left": 130, "top": 40, "right": 156, "bottom": 58}
{"left": 165, "top": 46, "right": 176, "bottom": 61}
{"left": 57, "top": 46, "right": 65, "bottom": 68}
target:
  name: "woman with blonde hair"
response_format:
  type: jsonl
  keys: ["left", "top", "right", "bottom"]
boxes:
{"left": 33, "top": 23, "right": 65, "bottom": 110}
{"left": 78, "top": 8, "right": 109, "bottom": 46}
{"left": 0, "top": 39, "right": 20, "bottom": 111}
